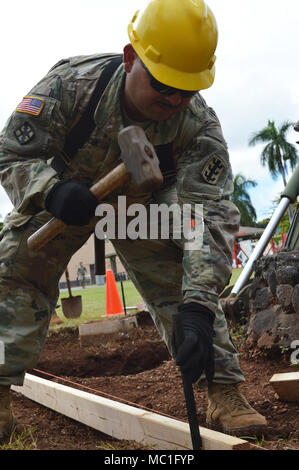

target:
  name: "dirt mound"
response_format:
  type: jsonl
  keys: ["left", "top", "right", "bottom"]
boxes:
{"left": 33, "top": 324, "right": 171, "bottom": 378}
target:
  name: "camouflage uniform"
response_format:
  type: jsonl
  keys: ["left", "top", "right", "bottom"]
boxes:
{"left": 0, "top": 53, "right": 244, "bottom": 386}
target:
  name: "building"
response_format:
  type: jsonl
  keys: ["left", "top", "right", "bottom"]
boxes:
{"left": 232, "top": 225, "right": 288, "bottom": 268}
{"left": 60, "top": 235, "right": 126, "bottom": 288}
{"left": 233, "top": 226, "right": 264, "bottom": 268}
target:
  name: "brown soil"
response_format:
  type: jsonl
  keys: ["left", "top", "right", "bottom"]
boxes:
{"left": 9, "top": 312, "right": 299, "bottom": 451}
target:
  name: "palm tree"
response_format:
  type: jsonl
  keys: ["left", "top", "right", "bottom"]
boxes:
{"left": 248, "top": 120, "right": 299, "bottom": 221}
{"left": 231, "top": 173, "right": 257, "bottom": 227}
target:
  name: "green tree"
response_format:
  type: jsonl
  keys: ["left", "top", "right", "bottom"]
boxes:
{"left": 255, "top": 217, "right": 270, "bottom": 229}
{"left": 231, "top": 173, "right": 257, "bottom": 226}
{"left": 248, "top": 120, "right": 299, "bottom": 222}
{"left": 271, "top": 195, "right": 297, "bottom": 237}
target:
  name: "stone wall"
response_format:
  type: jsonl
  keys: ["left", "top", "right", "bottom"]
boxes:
{"left": 246, "top": 250, "right": 299, "bottom": 353}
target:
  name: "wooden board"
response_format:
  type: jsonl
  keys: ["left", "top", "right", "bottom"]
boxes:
{"left": 269, "top": 371, "right": 299, "bottom": 402}
{"left": 12, "top": 373, "right": 253, "bottom": 450}
{"left": 79, "top": 316, "right": 138, "bottom": 346}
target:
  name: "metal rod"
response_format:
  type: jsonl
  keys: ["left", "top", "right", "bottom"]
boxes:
{"left": 231, "top": 197, "right": 291, "bottom": 296}
{"left": 181, "top": 373, "right": 202, "bottom": 450}
{"left": 173, "top": 314, "right": 202, "bottom": 450}
{"left": 120, "top": 279, "right": 127, "bottom": 315}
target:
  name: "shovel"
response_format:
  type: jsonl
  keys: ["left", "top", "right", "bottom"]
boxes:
{"left": 61, "top": 267, "right": 82, "bottom": 319}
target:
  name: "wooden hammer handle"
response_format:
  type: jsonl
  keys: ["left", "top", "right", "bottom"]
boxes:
{"left": 27, "top": 162, "right": 128, "bottom": 252}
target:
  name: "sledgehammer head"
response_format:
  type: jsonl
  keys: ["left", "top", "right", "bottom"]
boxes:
{"left": 118, "top": 126, "right": 164, "bottom": 192}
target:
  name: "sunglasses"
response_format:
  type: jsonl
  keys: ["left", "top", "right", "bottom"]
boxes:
{"left": 142, "top": 62, "right": 198, "bottom": 98}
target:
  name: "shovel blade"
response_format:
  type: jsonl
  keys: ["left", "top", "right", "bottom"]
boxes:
{"left": 61, "top": 296, "right": 82, "bottom": 319}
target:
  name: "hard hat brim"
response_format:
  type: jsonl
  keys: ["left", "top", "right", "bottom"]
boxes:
{"left": 130, "top": 40, "right": 216, "bottom": 91}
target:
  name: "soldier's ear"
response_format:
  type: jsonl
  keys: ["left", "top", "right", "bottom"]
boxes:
{"left": 123, "top": 44, "right": 138, "bottom": 73}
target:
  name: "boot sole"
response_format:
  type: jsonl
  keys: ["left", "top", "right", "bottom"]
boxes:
{"left": 206, "top": 421, "right": 267, "bottom": 438}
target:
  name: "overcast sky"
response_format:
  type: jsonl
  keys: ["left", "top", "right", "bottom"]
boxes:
{"left": 0, "top": 0, "right": 298, "bottom": 221}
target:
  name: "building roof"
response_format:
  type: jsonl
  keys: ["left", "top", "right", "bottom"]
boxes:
{"left": 236, "top": 226, "right": 264, "bottom": 240}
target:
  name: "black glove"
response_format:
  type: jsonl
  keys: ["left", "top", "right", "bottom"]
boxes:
{"left": 45, "top": 179, "right": 98, "bottom": 226}
{"left": 172, "top": 302, "right": 215, "bottom": 384}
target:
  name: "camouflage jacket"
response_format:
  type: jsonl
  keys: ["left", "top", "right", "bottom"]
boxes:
{"left": 0, "top": 53, "right": 240, "bottom": 301}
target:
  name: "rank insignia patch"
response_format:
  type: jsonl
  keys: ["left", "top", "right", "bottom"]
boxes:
{"left": 14, "top": 122, "right": 35, "bottom": 145}
{"left": 201, "top": 155, "right": 226, "bottom": 185}
{"left": 16, "top": 96, "right": 45, "bottom": 116}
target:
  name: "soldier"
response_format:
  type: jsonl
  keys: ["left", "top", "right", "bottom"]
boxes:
{"left": 77, "top": 262, "right": 88, "bottom": 289}
{"left": 0, "top": 0, "right": 267, "bottom": 442}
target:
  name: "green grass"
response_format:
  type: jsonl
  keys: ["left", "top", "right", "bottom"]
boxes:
{"left": 0, "top": 428, "right": 37, "bottom": 450}
{"left": 53, "top": 269, "right": 245, "bottom": 329}
{"left": 53, "top": 280, "right": 143, "bottom": 329}
{"left": 229, "top": 268, "right": 244, "bottom": 286}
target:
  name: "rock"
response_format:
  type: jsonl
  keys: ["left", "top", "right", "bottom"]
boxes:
{"left": 254, "top": 287, "right": 274, "bottom": 310}
{"left": 292, "top": 284, "right": 299, "bottom": 313}
{"left": 246, "top": 306, "right": 278, "bottom": 342}
{"left": 267, "top": 269, "right": 278, "bottom": 294}
{"left": 276, "top": 313, "right": 299, "bottom": 347}
{"left": 257, "top": 332, "right": 279, "bottom": 350}
{"left": 249, "top": 277, "right": 262, "bottom": 300}
{"left": 276, "top": 284, "right": 294, "bottom": 308}
{"left": 246, "top": 307, "right": 299, "bottom": 352}
{"left": 276, "top": 266, "right": 299, "bottom": 286}
{"left": 246, "top": 251, "right": 299, "bottom": 354}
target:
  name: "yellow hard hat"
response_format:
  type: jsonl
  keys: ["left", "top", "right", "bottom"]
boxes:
{"left": 128, "top": 0, "right": 218, "bottom": 91}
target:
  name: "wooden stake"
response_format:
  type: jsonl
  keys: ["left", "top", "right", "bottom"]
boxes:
{"left": 269, "top": 371, "right": 299, "bottom": 402}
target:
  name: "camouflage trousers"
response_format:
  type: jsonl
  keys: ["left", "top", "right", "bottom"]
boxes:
{"left": 0, "top": 185, "right": 244, "bottom": 387}
{"left": 111, "top": 185, "right": 245, "bottom": 386}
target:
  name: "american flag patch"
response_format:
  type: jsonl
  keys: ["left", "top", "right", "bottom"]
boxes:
{"left": 16, "top": 96, "right": 45, "bottom": 116}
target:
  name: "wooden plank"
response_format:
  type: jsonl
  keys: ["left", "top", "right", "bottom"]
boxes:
{"left": 12, "top": 373, "right": 251, "bottom": 450}
{"left": 269, "top": 371, "right": 299, "bottom": 402}
{"left": 79, "top": 316, "right": 138, "bottom": 346}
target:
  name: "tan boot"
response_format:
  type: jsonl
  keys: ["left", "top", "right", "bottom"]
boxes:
{"left": 0, "top": 385, "right": 16, "bottom": 443}
{"left": 206, "top": 383, "right": 267, "bottom": 436}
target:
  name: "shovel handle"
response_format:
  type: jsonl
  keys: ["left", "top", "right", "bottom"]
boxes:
{"left": 65, "top": 267, "right": 72, "bottom": 297}
{"left": 27, "top": 163, "right": 128, "bottom": 252}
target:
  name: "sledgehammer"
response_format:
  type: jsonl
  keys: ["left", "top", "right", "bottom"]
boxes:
{"left": 27, "top": 126, "right": 163, "bottom": 251}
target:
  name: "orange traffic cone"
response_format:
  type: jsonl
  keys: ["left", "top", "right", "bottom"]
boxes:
{"left": 104, "top": 269, "right": 125, "bottom": 317}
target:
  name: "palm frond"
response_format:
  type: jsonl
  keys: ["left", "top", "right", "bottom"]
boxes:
{"left": 232, "top": 173, "right": 257, "bottom": 226}
{"left": 249, "top": 119, "right": 299, "bottom": 183}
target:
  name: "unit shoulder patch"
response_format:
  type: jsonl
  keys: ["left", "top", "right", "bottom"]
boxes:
{"left": 201, "top": 155, "right": 226, "bottom": 185}
{"left": 14, "top": 122, "right": 35, "bottom": 145}
{"left": 16, "top": 96, "right": 45, "bottom": 116}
